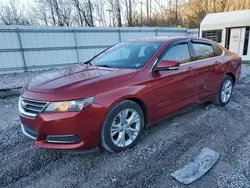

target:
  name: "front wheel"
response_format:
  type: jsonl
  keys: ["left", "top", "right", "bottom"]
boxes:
{"left": 101, "top": 100, "right": 145, "bottom": 152}
{"left": 212, "top": 75, "right": 234, "bottom": 106}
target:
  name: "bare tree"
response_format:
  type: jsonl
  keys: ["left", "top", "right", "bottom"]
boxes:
{"left": 115, "top": 0, "right": 122, "bottom": 27}
{"left": 106, "top": 0, "right": 122, "bottom": 27}
{"left": 93, "top": 0, "right": 107, "bottom": 27}
{"left": 233, "top": 0, "right": 248, "bottom": 10}
{"left": 174, "top": 0, "right": 178, "bottom": 26}
{"left": 184, "top": 0, "right": 210, "bottom": 28}
{"left": 73, "top": 0, "right": 83, "bottom": 26}
{"left": 32, "top": 0, "right": 74, "bottom": 26}
{"left": 30, "top": 2, "right": 49, "bottom": 25}
{"left": 0, "top": 0, "right": 31, "bottom": 25}
{"left": 2, "top": 0, "right": 250, "bottom": 28}
{"left": 106, "top": 0, "right": 115, "bottom": 27}
{"left": 128, "top": 0, "right": 132, "bottom": 26}
{"left": 123, "top": 0, "right": 134, "bottom": 26}
{"left": 168, "top": 0, "right": 172, "bottom": 26}
{"left": 146, "top": 0, "right": 150, "bottom": 20}
{"left": 72, "top": 0, "right": 94, "bottom": 27}
{"left": 215, "top": 0, "right": 229, "bottom": 12}
{"left": 145, "top": 0, "right": 153, "bottom": 24}
{"left": 87, "top": 0, "right": 94, "bottom": 26}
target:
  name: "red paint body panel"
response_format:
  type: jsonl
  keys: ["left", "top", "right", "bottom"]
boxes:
{"left": 19, "top": 37, "right": 242, "bottom": 150}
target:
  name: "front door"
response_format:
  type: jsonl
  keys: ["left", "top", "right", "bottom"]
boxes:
{"left": 229, "top": 28, "right": 247, "bottom": 56}
{"left": 190, "top": 41, "right": 223, "bottom": 101}
{"left": 150, "top": 41, "right": 198, "bottom": 121}
{"left": 229, "top": 28, "right": 242, "bottom": 55}
{"left": 229, "top": 27, "right": 250, "bottom": 61}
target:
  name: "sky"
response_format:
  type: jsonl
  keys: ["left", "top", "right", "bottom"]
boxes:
{"left": 1, "top": 0, "right": 31, "bottom": 6}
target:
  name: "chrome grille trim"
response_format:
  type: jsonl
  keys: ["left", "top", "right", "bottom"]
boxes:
{"left": 26, "top": 103, "right": 45, "bottom": 108}
{"left": 24, "top": 107, "right": 41, "bottom": 112}
{"left": 19, "top": 97, "right": 49, "bottom": 118}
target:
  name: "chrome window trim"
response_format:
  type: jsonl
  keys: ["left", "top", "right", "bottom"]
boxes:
{"left": 151, "top": 53, "right": 224, "bottom": 71}
{"left": 150, "top": 59, "right": 158, "bottom": 72}
{"left": 213, "top": 45, "right": 225, "bottom": 56}
{"left": 182, "top": 55, "right": 223, "bottom": 65}
{"left": 180, "top": 61, "right": 196, "bottom": 66}
{"left": 167, "top": 67, "right": 179, "bottom": 70}
{"left": 150, "top": 41, "right": 224, "bottom": 72}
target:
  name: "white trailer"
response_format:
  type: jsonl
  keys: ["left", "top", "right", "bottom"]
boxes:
{"left": 200, "top": 10, "right": 250, "bottom": 61}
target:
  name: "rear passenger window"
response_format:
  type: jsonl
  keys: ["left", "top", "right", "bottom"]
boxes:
{"left": 192, "top": 43, "right": 214, "bottom": 60}
{"left": 214, "top": 45, "right": 223, "bottom": 56}
{"left": 161, "top": 44, "right": 191, "bottom": 64}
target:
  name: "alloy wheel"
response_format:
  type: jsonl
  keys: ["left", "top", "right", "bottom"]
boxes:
{"left": 110, "top": 109, "right": 141, "bottom": 147}
{"left": 221, "top": 79, "right": 233, "bottom": 103}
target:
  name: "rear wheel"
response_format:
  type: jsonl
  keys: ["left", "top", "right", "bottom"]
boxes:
{"left": 101, "top": 100, "right": 144, "bottom": 152}
{"left": 212, "top": 75, "right": 233, "bottom": 106}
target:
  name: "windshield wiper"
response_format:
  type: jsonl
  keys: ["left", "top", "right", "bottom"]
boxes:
{"left": 97, "top": 65, "right": 113, "bottom": 68}
{"left": 83, "top": 61, "right": 93, "bottom": 65}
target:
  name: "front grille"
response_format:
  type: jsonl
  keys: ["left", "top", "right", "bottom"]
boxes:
{"left": 19, "top": 97, "right": 48, "bottom": 117}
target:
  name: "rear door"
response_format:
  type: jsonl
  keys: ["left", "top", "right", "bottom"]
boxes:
{"left": 190, "top": 40, "right": 224, "bottom": 101}
{"left": 151, "top": 40, "right": 198, "bottom": 121}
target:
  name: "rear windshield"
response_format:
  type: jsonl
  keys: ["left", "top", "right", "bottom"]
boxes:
{"left": 90, "top": 42, "right": 164, "bottom": 69}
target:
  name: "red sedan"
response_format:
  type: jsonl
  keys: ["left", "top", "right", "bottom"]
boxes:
{"left": 19, "top": 37, "right": 241, "bottom": 152}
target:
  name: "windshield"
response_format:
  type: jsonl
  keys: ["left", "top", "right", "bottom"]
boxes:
{"left": 90, "top": 42, "right": 163, "bottom": 69}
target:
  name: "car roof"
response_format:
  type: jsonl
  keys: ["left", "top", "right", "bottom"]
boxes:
{"left": 127, "top": 36, "right": 214, "bottom": 44}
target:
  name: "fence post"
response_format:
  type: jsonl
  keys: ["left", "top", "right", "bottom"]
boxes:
{"left": 17, "top": 28, "right": 27, "bottom": 72}
{"left": 73, "top": 30, "right": 80, "bottom": 64}
{"left": 118, "top": 29, "right": 122, "bottom": 42}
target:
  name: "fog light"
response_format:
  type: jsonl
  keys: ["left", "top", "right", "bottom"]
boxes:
{"left": 46, "top": 134, "right": 81, "bottom": 144}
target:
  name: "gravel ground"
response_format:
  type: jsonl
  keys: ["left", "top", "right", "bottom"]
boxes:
{"left": 0, "top": 69, "right": 54, "bottom": 90}
{"left": 0, "top": 65, "right": 250, "bottom": 188}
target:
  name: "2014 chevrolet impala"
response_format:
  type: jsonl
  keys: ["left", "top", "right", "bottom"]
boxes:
{"left": 19, "top": 37, "right": 241, "bottom": 152}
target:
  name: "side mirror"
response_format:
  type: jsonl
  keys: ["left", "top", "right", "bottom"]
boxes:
{"left": 153, "top": 60, "right": 180, "bottom": 71}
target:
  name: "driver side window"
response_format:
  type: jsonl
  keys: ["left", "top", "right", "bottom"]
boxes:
{"left": 161, "top": 44, "right": 191, "bottom": 64}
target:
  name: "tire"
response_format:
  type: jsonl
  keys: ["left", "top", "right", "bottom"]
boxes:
{"left": 212, "top": 75, "right": 234, "bottom": 106}
{"left": 101, "top": 100, "right": 145, "bottom": 153}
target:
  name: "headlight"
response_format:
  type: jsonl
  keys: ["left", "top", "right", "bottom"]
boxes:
{"left": 44, "top": 97, "right": 95, "bottom": 112}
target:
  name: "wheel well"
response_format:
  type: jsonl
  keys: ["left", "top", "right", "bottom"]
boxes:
{"left": 126, "top": 98, "right": 147, "bottom": 125}
{"left": 226, "top": 72, "right": 236, "bottom": 85}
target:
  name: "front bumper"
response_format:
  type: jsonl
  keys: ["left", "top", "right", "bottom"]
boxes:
{"left": 21, "top": 123, "right": 38, "bottom": 140}
{"left": 19, "top": 103, "right": 107, "bottom": 150}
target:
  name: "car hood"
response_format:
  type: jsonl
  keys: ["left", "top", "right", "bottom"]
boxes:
{"left": 26, "top": 64, "right": 137, "bottom": 94}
